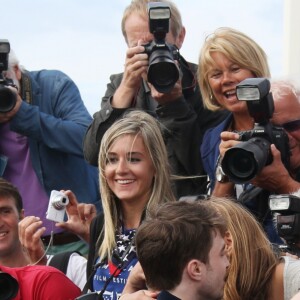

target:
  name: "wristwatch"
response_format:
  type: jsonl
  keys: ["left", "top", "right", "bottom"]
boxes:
{"left": 215, "top": 156, "right": 229, "bottom": 183}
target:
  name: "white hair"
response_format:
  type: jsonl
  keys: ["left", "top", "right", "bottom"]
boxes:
{"left": 271, "top": 79, "right": 300, "bottom": 104}
{"left": 8, "top": 49, "right": 25, "bottom": 72}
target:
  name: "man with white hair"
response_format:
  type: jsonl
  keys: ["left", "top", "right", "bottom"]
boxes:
{"left": 252, "top": 80, "right": 300, "bottom": 194}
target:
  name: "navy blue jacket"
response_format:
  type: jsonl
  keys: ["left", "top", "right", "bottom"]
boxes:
{"left": 201, "top": 113, "right": 232, "bottom": 191}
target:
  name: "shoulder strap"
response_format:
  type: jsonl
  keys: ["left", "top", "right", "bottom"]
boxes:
{"left": 83, "top": 213, "right": 104, "bottom": 294}
{"left": 20, "top": 71, "right": 33, "bottom": 104}
{"left": 49, "top": 251, "right": 81, "bottom": 274}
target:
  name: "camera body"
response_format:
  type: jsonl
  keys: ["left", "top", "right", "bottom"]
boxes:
{"left": 0, "top": 39, "right": 17, "bottom": 113}
{"left": 144, "top": 2, "right": 180, "bottom": 93}
{"left": 269, "top": 194, "right": 300, "bottom": 252}
{"left": 46, "top": 190, "right": 69, "bottom": 223}
{"left": 221, "top": 78, "right": 290, "bottom": 183}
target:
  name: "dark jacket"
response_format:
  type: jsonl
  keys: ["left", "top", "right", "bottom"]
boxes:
{"left": 86, "top": 213, "right": 104, "bottom": 291}
{"left": 83, "top": 55, "right": 228, "bottom": 198}
{"left": 157, "top": 291, "right": 181, "bottom": 300}
{"left": 201, "top": 113, "right": 232, "bottom": 191}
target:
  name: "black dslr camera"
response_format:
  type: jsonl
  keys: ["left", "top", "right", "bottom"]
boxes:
{"left": 269, "top": 194, "right": 300, "bottom": 256}
{"left": 221, "top": 78, "right": 290, "bottom": 183}
{"left": 0, "top": 271, "right": 19, "bottom": 300}
{"left": 0, "top": 39, "right": 17, "bottom": 113}
{"left": 144, "top": 2, "right": 180, "bottom": 93}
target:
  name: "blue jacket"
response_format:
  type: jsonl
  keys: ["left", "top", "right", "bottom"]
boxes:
{"left": 9, "top": 70, "right": 101, "bottom": 209}
{"left": 201, "top": 113, "right": 232, "bottom": 191}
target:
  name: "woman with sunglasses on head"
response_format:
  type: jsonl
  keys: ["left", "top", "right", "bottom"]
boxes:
{"left": 198, "top": 27, "right": 283, "bottom": 243}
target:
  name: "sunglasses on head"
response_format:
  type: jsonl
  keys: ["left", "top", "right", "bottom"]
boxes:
{"left": 282, "top": 119, "right": 300, "bottom": 132}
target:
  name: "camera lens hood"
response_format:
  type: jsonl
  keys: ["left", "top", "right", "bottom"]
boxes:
{"left": 0, "top": 272, "right": 19, "bottom": 300}
{"left": 222, "top": 137, "right": 271, "bottom": 183}
{"left": 147, "top": 46, "right": 179, "bottom": 93}
{"left": 0, "top": 85, "right": 17, "bottom": 113}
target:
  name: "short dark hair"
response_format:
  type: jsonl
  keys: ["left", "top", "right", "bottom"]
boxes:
{"left": 0, "top": 178, "right": 23, "bottom": 213}
{"left": 135, "top": 200, "right": 226, "bottom": 291}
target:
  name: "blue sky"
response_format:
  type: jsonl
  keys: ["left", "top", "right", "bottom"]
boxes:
{"left": 3, "top": 0, "right": 283, "bottom": 114}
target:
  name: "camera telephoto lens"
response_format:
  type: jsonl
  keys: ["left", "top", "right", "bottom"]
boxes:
{"left": 222, "top": 137, "right": 271, "bottom": 183}
{"left": 0, "top": 85, "right": 17, "bottom": 113}
{"left": 0, "top": 272, "right": 19, "bottom": 300}
{"left": 147, "top": 50, "right": 179, "bottom": 93}
{"left": 223, "top": 148, "right": 257, "bottom": 182}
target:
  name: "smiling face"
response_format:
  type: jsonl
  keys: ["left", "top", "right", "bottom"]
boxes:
{"left": 104, "top": 134, "right": 156, "bottom": 207}
{"left": 0, "top": 196, "right": 22, "bottom": 258}
{"left": 207, "top": 52, "right": 255, "bottom": 114}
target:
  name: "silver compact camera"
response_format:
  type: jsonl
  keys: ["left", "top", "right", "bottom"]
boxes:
{"left": 46, "top": 190, "right": 69, "bottom": 223}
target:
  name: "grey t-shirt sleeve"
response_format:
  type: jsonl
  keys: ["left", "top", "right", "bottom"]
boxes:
{"left": 283, "top": 256, "right": 300, "bottom": 300}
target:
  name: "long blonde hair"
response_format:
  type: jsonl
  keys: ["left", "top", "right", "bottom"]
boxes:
{"left": 198, "top": 27, "right": 270, "bottom": 111}
{"left": 98, "top": 110, "right": 176, "bottom": 261}
{"left": 208, "top": 197, "right": 277, "bottom": 300}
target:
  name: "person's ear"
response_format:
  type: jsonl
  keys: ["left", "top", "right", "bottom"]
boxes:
{"left": 13, "top": 65, "right": 22, "bottom": 81}
{"left": 175, "top": 26, "right": 186, "bottom": 49}
{"left": 187, "top": 259, "right": 203, "bottom": 281}
{"left": 19, "top": 209, "right": 25, "bottom": 220}
{"left": 224, "top": 231, "right": 233, "bottom": 255}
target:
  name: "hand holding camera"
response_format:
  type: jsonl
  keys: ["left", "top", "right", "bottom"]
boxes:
{"left": 221, "top": 78, "right": 290, "bottom": 183}
{"left": 54, "top": 189, "right": 96, "bottom": 242}
{"left": 219, "top": 131, "right": 241, "bottom": 157}
{"left": 46, "top": 190, "right": 69, "bottom": 223}
{"left": 144, "top": 2, "right": 180, "bottom": 94}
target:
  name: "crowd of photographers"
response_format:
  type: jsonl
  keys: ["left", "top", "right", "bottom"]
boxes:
{"left": 1, "top": 0, "right": 300, "bottom": 299}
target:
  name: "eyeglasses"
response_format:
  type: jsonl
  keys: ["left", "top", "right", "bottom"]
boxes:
{"left": 282, "top": 119, "right": 300, "bottom": 132}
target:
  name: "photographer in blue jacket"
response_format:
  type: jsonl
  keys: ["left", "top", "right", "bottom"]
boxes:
{"left": 0, "top": 42, "right": 100, "bottom": 254}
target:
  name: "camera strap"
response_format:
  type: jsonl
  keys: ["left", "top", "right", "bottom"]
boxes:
{"left": 178, "top": 55, "right": 196, "bottom": 97}
{"left": 238, "top": 185, "right": 270, "bottom": 223}
{"left": 20, "top": 71, "right": 33, "bottom": 105}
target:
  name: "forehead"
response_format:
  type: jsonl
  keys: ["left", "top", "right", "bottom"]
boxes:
{"left": 272, "top": 91, "right": 300, "bottom": 124}
{"left": 124, "top": 12, "right": 150, "bottom": 44}
{"left": 0, "top": 195, "right": 17, "bottom": 208}
{"left": 109, "top": 134, "right": 147, "bottom": 152}
{"left": 207, "top": 52, "right": 235, "bottom": 70}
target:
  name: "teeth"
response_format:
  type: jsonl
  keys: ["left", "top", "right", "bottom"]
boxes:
{"left": 117, "top": 180, "right": 134, "bottom": 184}
{"left": 225, "top": 90, "right": 236, "bottom": 97}
{"left": 0, "top": 232, "right": 8, "bottom": 237}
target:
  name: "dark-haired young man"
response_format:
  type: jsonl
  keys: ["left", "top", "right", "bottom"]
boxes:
{"left": 134, "top": 200, "right": 229, "bottom": 300}
{"left": 0, "top": 178, "right": 86, "bottom": 289}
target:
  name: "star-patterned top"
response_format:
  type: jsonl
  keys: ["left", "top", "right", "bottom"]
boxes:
{"left": 92, "top": 227, "right": 138, "bottom": 300}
